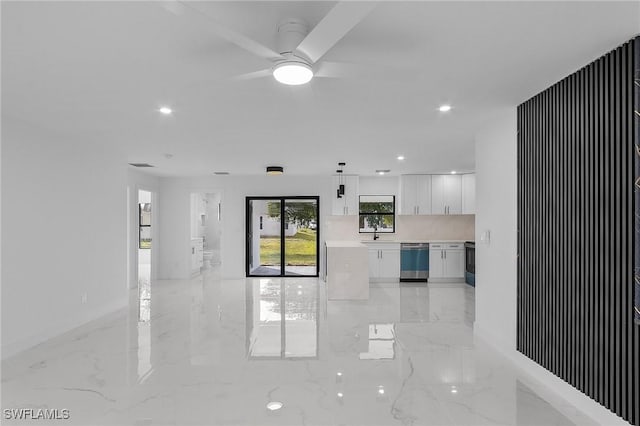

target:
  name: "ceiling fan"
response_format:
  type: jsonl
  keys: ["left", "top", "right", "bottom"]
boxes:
{"left": 164, "top": 1, "right": 376, "bottom": 85}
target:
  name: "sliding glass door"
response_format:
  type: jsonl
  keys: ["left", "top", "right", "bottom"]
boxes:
{"left": 246, "top": 197, "right": 319, "bottom": 277}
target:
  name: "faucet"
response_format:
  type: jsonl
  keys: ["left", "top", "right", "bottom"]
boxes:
{"left": 373, "top": 227, "right": 379, "bottom": 241}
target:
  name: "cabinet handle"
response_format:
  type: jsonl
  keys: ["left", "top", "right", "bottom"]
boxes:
{"left": 441, "top": 250, "right": 443, "bottom": 259}
{"left": 417, "top": 206, "right": 420, "bottom": 214}
{"left": 444, "top": 251, "right": 447, "bottom": 259}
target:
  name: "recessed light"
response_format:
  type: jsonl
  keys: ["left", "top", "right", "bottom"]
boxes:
{"left": 397, "top": 155, "right": 405, "bottom": 161}
{"left": 451, "top": 389, "right": 458, "bottom": 394}
{"left": 378, "top": 388, "right": 385, "bottom": 395}
{"left": 439, "top": 104, "right": 452, "bottom": 112}
{"left": 451, "top": 170, "right": 457, "bottom": 174}
{"left": 337, "top": 392, "right": 344, "bottom": 398}
{"left": 337, "top": 372, "right": 343, "bottom": 377}
{"left": 273, "top": 61, "right": 313, "bottom": 85}
{"left": 159, "top": 106, "right": 173, "bottom": 115}
{"left": 376, "top": 169, "right": 390, "bottom": 175}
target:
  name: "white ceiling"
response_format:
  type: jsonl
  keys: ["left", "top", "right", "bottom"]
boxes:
{"left": 2, "top": 1, "right": 639, "bottom": 177}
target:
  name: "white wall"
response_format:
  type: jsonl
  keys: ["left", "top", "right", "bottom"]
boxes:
{"left": 2, "top": 118, "right": 128, "bottom": 358}
{"left": 358, "top": 176, "right": 399, "bottom": 196}
{"left": 158, "top": 175, "right": 332, "bottom": 279}
{"left": 473, "top": 109, "right": 626, "bottom": 425}
{"left": 474, "top": 109, "right": 518, "bottom": 350}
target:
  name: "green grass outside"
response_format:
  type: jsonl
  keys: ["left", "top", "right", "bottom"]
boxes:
{"left": 260, "top": 228, "right": 317, "bottom": 266}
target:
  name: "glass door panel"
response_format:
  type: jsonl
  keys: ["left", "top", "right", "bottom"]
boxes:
{"left": 247, "top": 199, "right": 281, "bottom": 276}
{"left": 284, "top": 199, "right": 318, "bottom": 276}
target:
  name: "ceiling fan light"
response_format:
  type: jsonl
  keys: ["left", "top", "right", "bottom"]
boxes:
{"left": 273, "top": 62, "right": 313, "bottom": 85}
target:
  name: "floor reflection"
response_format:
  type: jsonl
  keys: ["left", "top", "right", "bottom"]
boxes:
{"left": 1, "top": 276, "right": 598, "bottom": 426}
{"left": 138, "top": 262, "right": 151, "bottom": 322}
{"left": 246, "top": 278, "right": 319, "bottom": 359}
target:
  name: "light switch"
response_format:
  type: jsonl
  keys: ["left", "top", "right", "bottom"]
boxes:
{"left": 480, "top": 230, "right": 491, "bottom": 245}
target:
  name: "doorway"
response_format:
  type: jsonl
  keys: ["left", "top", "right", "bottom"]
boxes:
{"left": 246, "top": 197, "right": 319, "bottom": 277}
{"left": 190, "top": 192, "right": 223, "bottom": 274}
{"left": 137, "top": 189, "right": 152, "bottom": 322}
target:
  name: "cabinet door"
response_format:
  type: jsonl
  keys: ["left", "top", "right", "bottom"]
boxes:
{"left": 400, "top": 175, "right": 418, "bottom": 215}
{"left": 343, "top": 175, "right": 359, "bottom": 215}
{"left": 431, "top": 175, "right": 447, "bottom": 215}
{"left": 368, "top": 249, "right": 380, "bottom": 279}
{"left": 429, "top": 247, "right": 444, "bottom": 278}
{"left": 416, "top": 175, "right": 432, "bottom": 215}
{"left": 462, "top": 174, "right": 476, "bottom": 214}
{"left": 379, "top": 249, "right": 400, "bottom": 279}
{"left": 445, "top": 175, "right": 462, "bottom": 214}
{"left": 443, "top": 250, "right": 465, "bottom": 278}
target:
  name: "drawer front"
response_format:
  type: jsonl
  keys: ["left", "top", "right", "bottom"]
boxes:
{"left": 445, "top": 243, "right": 463, "bottom": 249}
{"left": 430, "top": 243, "right": 444, "bottom": 249}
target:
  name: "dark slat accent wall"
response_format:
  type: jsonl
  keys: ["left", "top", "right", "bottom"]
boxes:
{"left": 517, "top": 37, "right": 639, "bottom": 425}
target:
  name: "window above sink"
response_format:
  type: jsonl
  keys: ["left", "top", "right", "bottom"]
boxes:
{"left": 359, "top": 195, "right": 395, "bottom": 234}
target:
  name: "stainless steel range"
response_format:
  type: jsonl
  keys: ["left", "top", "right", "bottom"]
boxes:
{"left": 464, "top": 241, "right": 475, "bottom": 286}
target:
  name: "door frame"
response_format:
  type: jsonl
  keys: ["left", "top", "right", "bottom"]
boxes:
{"left": 245, "top": 196, "right": 320, "bottom": 277}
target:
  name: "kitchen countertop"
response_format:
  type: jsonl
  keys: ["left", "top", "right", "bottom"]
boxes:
{"left": 325, "top": 240, "right": 366, "bottom": 248}
{"left": 358, "top": 239, "right": 467, "bottom": 244}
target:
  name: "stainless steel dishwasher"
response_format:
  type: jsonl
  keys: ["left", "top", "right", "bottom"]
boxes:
{"left": 400, "top": 243, "right": 429, "bottom": 282}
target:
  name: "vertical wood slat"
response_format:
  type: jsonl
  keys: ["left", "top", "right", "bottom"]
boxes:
{"left": 516, "top": 37, "right": 639, "bottom": 426}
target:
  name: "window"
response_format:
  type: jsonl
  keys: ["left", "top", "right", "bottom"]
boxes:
{"left": 359, "top": 195, "right": 395, "bottom": 233}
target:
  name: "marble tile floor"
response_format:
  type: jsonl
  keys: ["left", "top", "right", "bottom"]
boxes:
{"left": 2, "top": 270, "right": 597, "bottom": 425}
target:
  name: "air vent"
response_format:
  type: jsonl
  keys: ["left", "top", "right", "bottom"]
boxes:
{"left": 129, "top": 163, "right": 154, "bottom": 168}
{"left": 214, "top": 171, "right": 230, "bottom": 175}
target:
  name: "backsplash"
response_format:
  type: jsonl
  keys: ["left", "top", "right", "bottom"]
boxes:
{"left": 324, "top": 215, "right": 475, "bottom": 241}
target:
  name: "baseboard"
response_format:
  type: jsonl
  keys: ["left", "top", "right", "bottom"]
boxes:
{"left": 473, "top": 324, "right": 629, "bottom": 426}
{"left": 1, "top": 298, "right": 128, "bottom": 360}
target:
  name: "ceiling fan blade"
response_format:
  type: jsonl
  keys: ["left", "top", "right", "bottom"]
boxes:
{"left": 165, "top": 1, "right": 284, "bottom": 62}
{"left": 315, "top": 61, "right": 398, "bottom": 81}
{"left": 314, "top": 61, "right": 358, "bottom": 79}
{"left": 296, "top": 2, "right": 376, "bottom": 64}
{"left": 231, "top": 69, "right": 272, "bottom": 81}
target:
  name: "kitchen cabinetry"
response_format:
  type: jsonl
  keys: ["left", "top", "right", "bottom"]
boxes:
{"left": 331, "top": 175, "right": 359, "bottom": 215}
{"left": 462, "top": 174, "right": 476, "bottom": 214}
{"left": 428, "top": 242, "right": 464, "bottom": 279}
{"left": 400, "top": 175, "right": 432, "bottom": 215}
{"left": 431, "top": 175, "right": 462, "bottom": 215}
{"left": 364, "top": 242, "right": 400, "bottom": 281}
{"left": 191, "top": 238, "right": 204, "bottom": 275}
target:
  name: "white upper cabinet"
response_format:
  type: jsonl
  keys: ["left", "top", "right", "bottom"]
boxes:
{"left": 331, "top": 175, "right": 359, "bottom": 215}
{"left": 431, "top": 175, "right": 462, "bottom": 215}
{"left": 462, "top": 174, "right": 476, "bottom": 214}
{"left": 400, "top": 175, "right": 432, "bottom": 215}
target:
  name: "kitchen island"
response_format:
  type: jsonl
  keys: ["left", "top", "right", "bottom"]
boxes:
{"left": 325, "top": 241, "right": 369, "bottom": 300}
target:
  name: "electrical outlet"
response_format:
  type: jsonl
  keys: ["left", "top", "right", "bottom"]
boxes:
{"left": 81, "top": 293, "right": 88, "bottom": 304}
